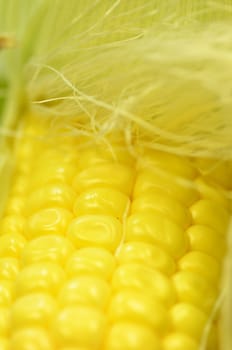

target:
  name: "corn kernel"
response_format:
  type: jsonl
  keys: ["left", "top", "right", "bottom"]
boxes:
{"left": 0, "top": 337, "right": 8, "bottom": 350}
{"left": 73, "top": 187, "right": 130, "bottom": 220}
{"left": 25, "top": 184, "right": 76, "bottom": 215}
{"left": 190, "top": 199, "right": 230, "bottom": 236}
{"left": 126, "top": 212, "right": 187, "bottom": 258}
{"left": 25, "top": 208, "right": 73, "bottom": 239}
{"left": 67, "top": 215, "right": 122, "bottom": 252}
{"left": 66, "top": 248, "right": 116, "bottom": 280}
{"left": 134, "top": 170, "right": 199, "bottom": 205}
{"left": 131, "top": 189, "right": 191, "bottom": 228}
{"left": 21, "top": 235, "right": 75, "bottom": 266}
{"left": 0, "top": 215, "right": 25, "bottom": 235}
{"left": 15, "top": 262, "right": 65, "bottom": 296}
{"left": 5, "top": 197, "right": 25, "bottom": 216}
{"left": 11, "top": 293, "right": 57, "bottom": 329}
{"left": 0, "top": 233, "right": 26, "bottom": 258}
{"left": 170, "top": 303, "right": 208, "bottom": 341}
{"left": 0, "top": 307, "right": 10, "bottom": 335}
{"left": 0, "top": 281, "right": 14, "bottom": 306}
{"left": 116, "top": 242, "right": 176, "bottom": 276}
{"left": 72, "top": 163, "right": 135, "bottom": 196}
{"left": 0, "top": 258, "right": 19, "bottom": 280}
{"left": 105, "top": 322, "right": 161, "bottom": 350}
{"left": 58, "top": 276, "right": 110, "bottom": 310}
{"left": 173, "top": 271, "right": 217, "bottom": 313}
{"left": 10, "top": 327, "right": 53, "bottom": 350}
{"left": 195, "top": 177, "right": 229, "bottom": 209}
{"left": 178, "top": 251, "right": 220, "bottom": 285}
{"left": 109, "top": 289, "right": 169, "bottom": 332}
{"left": 137, "top": 149, "right": 197, "bottom": 179}
{"left": 163, "top": 332, "right": 198, "bottom": 350}
{"left": 187, "top": 225, "right": 226, "bottom": 261}
{"left": 112, "top": 263, "right": 176, "bottom": 306}
{"left": 53, "top": 306, "right": 106, "bottom": 348}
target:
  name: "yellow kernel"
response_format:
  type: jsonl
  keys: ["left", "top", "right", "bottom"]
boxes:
{"left": 5, "top": 197, "right": 25, "bottom": 215}
{"left": 73, "top": 187, "right": 130, "bottom": 220}
{"left": 0, "top": 280, "right": 13, "bottom": 306}
{"left": 0, "top": 215, "right": 25, "bottom": 235}
{"left": 190, "top": 199, "right": 230, "bottom": 236}
{"left": 131, "top": 189, "right": 191, "bottom": 228}
{"left": 178, "top": 251, "right": 220, "bottom": 285}
{"left": 25, "top": 184, "right": 76, "bottom": 215}
{"left": 105, "top": 322, "right": 161, "bottom": 350}
{"left": 0, "top": 337, "right": 8, "bottom": 350}
{"left": 67, "top": 215, "right": 122, "bottom": 252}
{"left": 53, "top": 306, "right": 106, "bottom": 348}
{"left": 137, "top": 149, "right": 197, "bottom": 179}
{"left": 109, "top": 289, "right": 169, "bottom": 332}
{"left": 0, "top": 258, "right": 19, "bottom": 280}
{"left": 0, "top": 308, "right": 10, "bottom": 335}
{"left": 66, "top": 248, "right": 116, "bottom": 280}
{"left": 117, "top": 242, "right": 176, "bottom": 276}
{"left": 11, "top": 293, "right": 57, "bottom": 329}
{"left": 112, "top": 263, "right": 176, "bottom": 307}
{"left": 187, "top": 225, "right": 226, "bottom": 261}
{"left": 59, "top": 276, "right": 110, "bottom": 310}
{"left": 15, "top": 262, "right": 65, "bottom": 296}
{"left": 170, "top": 303, "right": 208, "bottom": 341}
{"left": 0, "top": 233, "right": 26, "bottom": 258}
{"left": 134, "top": 170, "right": 199, "bottom": 205}
{"left": 126, "top": 212, "right": 187, "bottom": 258}
{"left": 173, "top": 271, "right": 217, "bottom": 313}
{"left": 163, "top": 332, "right": 198, "bottom": 350}
{"left": 25, "top": 208, "right": 73, "bottom": 239}
{"left": 11, "top": 174, "right": 28, "bottom": 195}
{"left": 195, "top": 177, "right": 229, "bottom": 209}
{"left": 10, "top": 327, "right": 53, "bottom": 350}
{"left": 21, "top": 235, "right": 75, "bottom": 266}
{"left": 72, "top": 163, "right": 135, "bottom": 196}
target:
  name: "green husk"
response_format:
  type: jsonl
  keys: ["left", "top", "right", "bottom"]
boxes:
{"left": 0, "top": 1, "right": 232, "bottom": 349}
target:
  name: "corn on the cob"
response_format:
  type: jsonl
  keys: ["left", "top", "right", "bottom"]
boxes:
{"left": 0, "top": 114, "right": 230, "bottom": 350}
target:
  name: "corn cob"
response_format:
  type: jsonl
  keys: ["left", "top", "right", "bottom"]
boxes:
{"left": 0, "top": 113, "right": 230, "bottom": 350}
{"left": 1, "top": 1, "right": 232, "bottom": 350}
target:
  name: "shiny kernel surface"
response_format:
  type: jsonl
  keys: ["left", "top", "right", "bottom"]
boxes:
{"left": 0, "top": 280, "right": 13, "bottom": 306}
{"left": 170, "top": 303, "right": 208, "bottom": 340}
{"left": 10, "top": 327, "right": 53, "bottom": 350}
{"left": 105, "top": 322, "right": 161, "bottom": 350}
{"left": 67, "top": 215, "right": 122, "bottom": 252}
{"left": 15, "top": 262, "right": 65, "bottom": 296}
{"left": 66, "top": 248, "right": 115, "bottom": 280}
{"left": 116, "top": 242, "right": 176, "bottom": 275}
{"left": 178, "top": 251, "right": 220, "bottom": 285}
{"left": 173, "top": 271, "right": 217, "bottom": 313}
{"left": 72, "top": 163, "right": 134, "bottom": 195}
{"left": 0, "top": 233, "right": 26, "bottom": 258}
{"left": 73, "top": 187, "right": 130, "bottom": 219}
{"left": 11, "top": 293, "right": 57, "bottom": 328}
{"left": 187, "top": 225, "right": 226, "bottom": 261}
{"left": 190, "top": 199, "right": 230, "bottom": 236}
{"left": 21, "top": 235, "right": 75, "bottom": 266}
{"left": 25, "top": 184, "right": 76, "bottom": 215}
{"left": 131, "top": 189, "right": 191, "bottom": 228}
{"left": 112, "top": 263, "right": 176, "bottom": 306}
{"left": 133, "top": 170, "right": 199, "bottom": 205}
{"left": 126, "top": 212, "right": 187, "bottom": 258}
{"left": 26, "top": 208, "right": 73, "bottom": 239}
{"left": 0, "top": 215, "right": 25, "bottom": 235}
{"left": 0, "top": 258, "right": 19, "bottom": 280}
{"left": 53, "top": 306, "right": 106, "bottom": 348}
{"left": 58, "top": 276, "right": 110, "bottom": 309}
{"left": 109, "top": 289, "right": 169, "bottom": 331}
{"left": 163, "top": 332, "right": 198, "bottom": 350}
